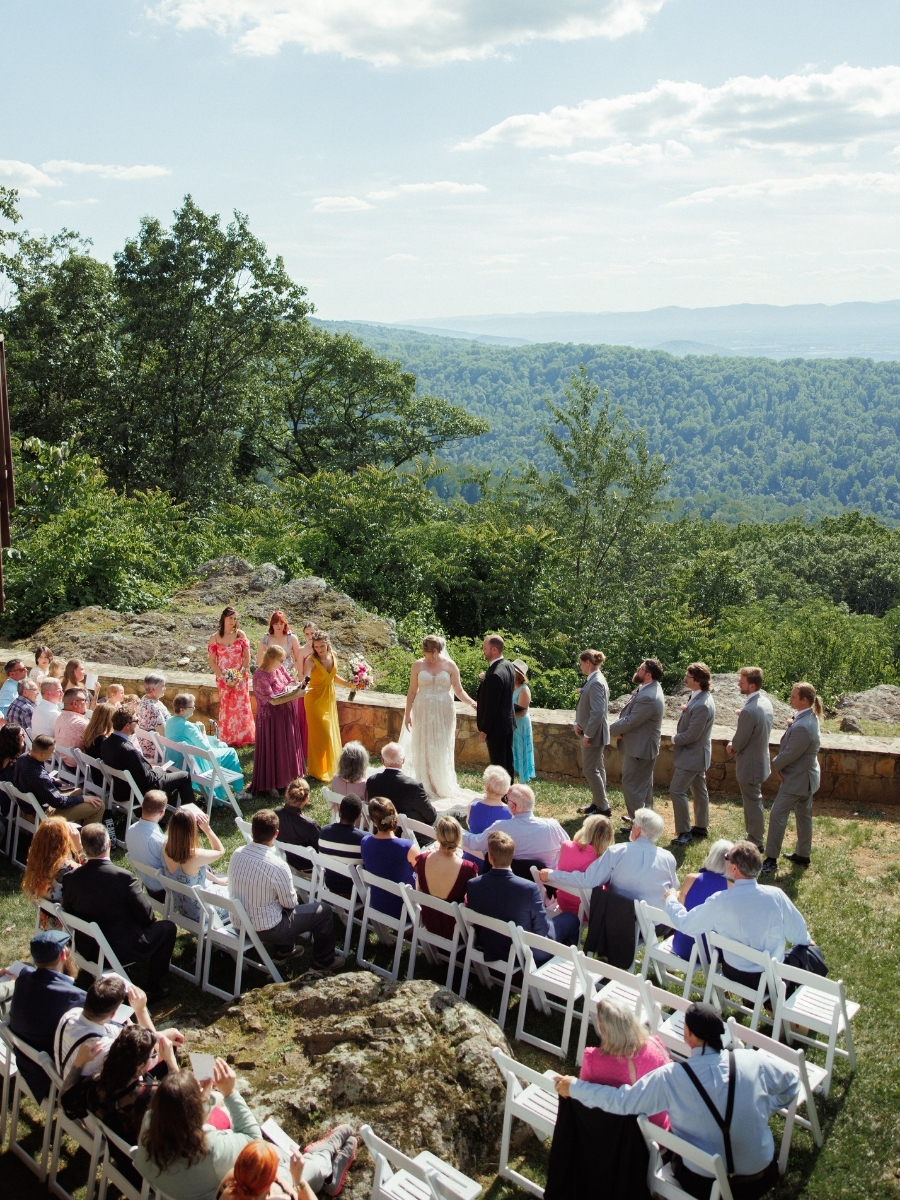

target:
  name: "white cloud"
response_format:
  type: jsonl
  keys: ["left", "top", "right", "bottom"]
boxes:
{"left": 42, "top": 160, "right": 171, "bottom": 180}
{"left": 368, "top": 180, "right": 488, "bottom": 199}
{"left": 151, "top": 0, "right": 669, "bottom": 65}
{"left": 312, "top": 195, "right": 372, "bottom": 212}
{"left": 560, "top": 139, "right": 691, "bottom": 164}
{"left": 384, "top": 252, "right": 419, "bottom": 261}
{"left": 0, "top": 160, "right": 61, "bottom": 196}
{"left": 674, "top": 171, "right": 900, "bottom": 204}
{"left": 460, "top": 64, "right": 900, "bottom": 154}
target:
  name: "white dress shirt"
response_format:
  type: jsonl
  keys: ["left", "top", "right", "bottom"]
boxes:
{"left": 125, "top": 819, "right": 166, "bottom": 890}
{"left": 229, "top": 841, "right": 297, "bottom": 931}
{"left": 31, "top": 698, "right": 62, "bottom": 739}
{"left": 546, "top": 836, "right": 677, "bottom": 903}
{"left": 461, "top": 810, "right": 570, "bottom": 867}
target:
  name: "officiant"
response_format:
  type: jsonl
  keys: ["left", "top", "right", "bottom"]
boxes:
{"left": 250, "top": 645, "right": 307, "bottom": 796}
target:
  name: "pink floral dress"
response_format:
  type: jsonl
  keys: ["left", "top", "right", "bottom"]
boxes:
{"left": 207, "top": 635, "right": 255, "bottom": 747}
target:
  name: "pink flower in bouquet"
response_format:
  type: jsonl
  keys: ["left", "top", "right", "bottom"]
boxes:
{"left": 349, "top": 656, "right": 373, "bottom": 691}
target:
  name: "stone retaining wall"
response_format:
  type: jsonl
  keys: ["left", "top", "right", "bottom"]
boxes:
{"left": 8, "top": 651, "right": 898, "bottom": 807}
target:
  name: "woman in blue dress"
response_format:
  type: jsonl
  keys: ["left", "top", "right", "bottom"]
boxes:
{"left": 161, "top": 809, "right": 229, "bottom": 921}
{"left": 464, "top": 764, "right": 512, "bottom": 870}
{"left": 165, "top": 693, "right": 246, "bottom": 802}
{"left": 511, "top": 660, "right": 535, "bottom": 782}
{"left": 671, "top": 838, "right": 733, "bottom": 961}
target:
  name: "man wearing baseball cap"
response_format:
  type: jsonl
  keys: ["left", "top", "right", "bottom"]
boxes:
{"left": 553, "top": 1002, "right": 800, "bottom": 1199}
{"left": 7, "top": 930, "right": 85, "bottom": 1101}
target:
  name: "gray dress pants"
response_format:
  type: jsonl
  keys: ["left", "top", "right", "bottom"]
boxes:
{"left": 258, "top": 901, "right": 337, "bottom": 963}
{"left": 669, "top": 768, "right": 710, "bottom": 834}
{"left": 765, "top": 784, "right": 814, "bottom": 859}
{"left": 739, "top": 780, "right": 766, "bottom": 848}
{"left": 621, "top": 754, "right": 655, "bottom": 816}
{"left": 581, "top": 741, "right": 609, "bottom": 810}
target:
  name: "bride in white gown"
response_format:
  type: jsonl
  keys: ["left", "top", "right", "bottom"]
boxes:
{"left": 399, "top": 636, "right": 478, "bottom": 812}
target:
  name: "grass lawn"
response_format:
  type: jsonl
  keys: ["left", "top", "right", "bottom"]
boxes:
{"left": 1, "top": 757, "right": 898, "bottom": 1199}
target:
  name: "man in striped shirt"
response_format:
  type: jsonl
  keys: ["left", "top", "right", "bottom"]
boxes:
{"left": 229, "top": 809, "right": 343, "bottom": 967}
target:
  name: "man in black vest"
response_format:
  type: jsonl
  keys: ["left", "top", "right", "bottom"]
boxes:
{"left": 476, "top": 634, "right": 516, "bottom": 778}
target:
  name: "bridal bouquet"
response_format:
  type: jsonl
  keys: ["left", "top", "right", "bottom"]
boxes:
{"left": 221, "top": 667, "right": 246, "bottom": 689}
{"left": 348, "top": 655, "right": 373, "bottom": 700}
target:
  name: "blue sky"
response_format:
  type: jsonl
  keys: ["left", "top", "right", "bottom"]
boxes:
{"left": 3, "top": 1, "right": 900, "bottom": 320}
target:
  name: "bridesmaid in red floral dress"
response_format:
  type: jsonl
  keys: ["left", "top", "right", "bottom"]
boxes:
{"left": 207, "top": 606, "right": 255, "bottom": 747}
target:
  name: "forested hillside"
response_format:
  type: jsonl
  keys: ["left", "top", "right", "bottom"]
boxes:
{"left": 322, "top": 322, "right": 900, "bottom": 523}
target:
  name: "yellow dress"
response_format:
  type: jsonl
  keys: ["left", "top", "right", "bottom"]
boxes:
{"left": 303, "top": 656, "right": 342, "bottom": 780}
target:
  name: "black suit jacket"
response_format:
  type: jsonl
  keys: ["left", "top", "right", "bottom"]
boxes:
{"left": 100, "top": 732, "right": 160, "bottom": 800}
{"left": 61, "top": 858, "right": 157, "bottom": 964}
{"left": 365, "top": 768, "right": 436, "bottom": 827}
{"left": 476, "top": 658, "right": 516, "bottom": 737}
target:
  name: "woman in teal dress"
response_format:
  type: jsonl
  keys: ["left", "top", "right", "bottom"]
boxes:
{"left": 165, "top": 692, "right": 245, "bottom": 802}
{"left": 511, "top": 660, "right": 536, "bottom": 782}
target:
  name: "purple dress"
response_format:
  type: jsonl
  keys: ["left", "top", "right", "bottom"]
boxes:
{"left": 251, "top": 665, "right": 305, "bottom": 793}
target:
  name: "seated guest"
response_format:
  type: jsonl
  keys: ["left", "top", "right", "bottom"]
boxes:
{"left": 104, "top": 683, "right": 126, "bottom": 708}
{"left": 554, "top": 1002, "right": 799, "bottom": 1200}
{"left": 359, "top": 797, "right": 415, "bottom": 921}
{"left": 14, "top": 734, "right": 106, "bottom": 823}
{"left": 0, "top": 658, "right": 28, "bottom": 716}
{"left": 8, "top": 929, "right": 85, "bottom": 1101}
{"left": 125, "top": 790, "right": 168, "bottom": 899}
{"left": 275, "top": 777, "right": 320, "bottom": 861}
{"left": 219, "top": 1132, "right": 357, "bottom": 1200}
{"left": 162, "top": 809, "right": 229, "bottom": 920}
{"left": 0, "top": 721, "right": 25, "bottom": 782}
{"left": 463, "top": 784, "right": 569, "bottom": 869}
{"left": 229, "top": 809, "right": 341, "bottom": 968}
{"left": 664, "top": 840, "right": 818, "bottom": 989}
{"left": 32, "top": 678, "right": 64, "bottom": 739}
{"left": 330, "top": 741, "right": 369, "bottom": 800}
{"left": 54, "top": 688, "right": 91, "bottom": 767}
{"left": 101, "top": 708, "right": 194, "bottom": 809}
{"left": 6, "top": 677, "right": 39, "bottom": 736}
{"left": 365, "top": 743, "right": 436, "bottom": 827}
{"left": 62, "top": 658, "right": 95, "bottom": 705}
{"left": 30, "top": 644, "right": 54, "bottom": 683}
{"left": 47, "top": 658, "right": 67, "bottom": 683}
{"left": 466, "top": 830, "right": 581, "bottom": 962}
{"left": 407, "top": 815, "right": 478, "bottom": 938}
{"left": 165, "top": 693, "right": 246, "bottom": 800}
{"left": 466, "top": 765, "right": 513, "bottom": 836}
{"left": 61, "top": 823, "right": 178, "bottom": 1003}
{"left": 22, "top": 815, "right": 83, "bottom": 920}
{"left": 80, "top": 702, "right": 116, "bottom": 782}
{"left": 318, "top": 796, "right": 367, "bottom": 897}
{"left": 541, "top": 807, "right": 677, "bottom": 904}
{"left": 122, "top": 693, "right": 141, "bottom": 713}
{"left": 555, "top": 812, "right": 614, "bottom": 916}
{"left": 671, "top": 838, "right": 733, "bottom": 962}
{"left": 580, "top": 996, "right": 670, "bottom": 1129}
{"left": 137, "top": 673, "right": 170, "bottom": 763}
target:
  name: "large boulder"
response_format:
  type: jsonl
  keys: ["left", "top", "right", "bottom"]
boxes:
{"left": 833, "top": 684, "right": 900, "bottom": 727}
{"left": 609, "top": 673, "right": 794, "bottom": 730}
{"left": 181, "top": 972, "right": 509, "bottom": 1198}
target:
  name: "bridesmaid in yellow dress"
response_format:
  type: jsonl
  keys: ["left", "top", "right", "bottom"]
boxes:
{"left": 303, "top": 632, "right": 350, "bottom": 780}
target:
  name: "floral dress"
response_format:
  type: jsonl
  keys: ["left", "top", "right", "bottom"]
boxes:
{"left": 136, "top": 695, "right": 169, "bottom": 763}
{"left": 207, "top": 636, "right": 255, "bottom": 747}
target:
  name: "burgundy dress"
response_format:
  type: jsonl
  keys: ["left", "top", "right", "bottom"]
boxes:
{"left": 413, "top": 852, "right": 478, "bottom": 939}
{"left": 251, "top": 665, "right": 305, "bottom": 793}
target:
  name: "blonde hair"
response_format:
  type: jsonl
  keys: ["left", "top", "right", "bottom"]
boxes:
{"left": 81, "top": 703, "right": 115, "bottom": 750}
{"left": 794, "top": 681, "right": 824, "bottom": 718}
{"left": 574, "top": 813, "right": 613, "bottom": 857}
{"left": 435, "top": 816, "right": 462, "bottom": 852}
{"left": 260, "top": 644, "right": 286, "bottom": 672}
{"left": 594, "top": 996, "right": 649, "bottom": 1057}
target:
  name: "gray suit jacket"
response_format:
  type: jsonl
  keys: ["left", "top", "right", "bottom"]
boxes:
{"left": 672, "top": 689, "right": 716, "bottom": 772}
{"left": 575, "top": 671, "right": 609, "bottom": 745}
{"left": 609, "top": 682, "right": 664, "bottom": 761}
{"left": 772, "top": 707, "right": 821, "bottom": 796}
{"left": 731, "top": 691, "right": 774, "bottom": 785}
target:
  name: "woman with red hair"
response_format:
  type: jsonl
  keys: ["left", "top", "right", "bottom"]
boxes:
{"left": 218, "top": 1132, "right": 357, "bottom": 1199}
{"left": 257, "top": 611, "right": 307, "bottom": 758}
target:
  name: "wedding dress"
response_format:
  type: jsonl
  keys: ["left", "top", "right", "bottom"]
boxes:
{"left": 399, "top": 670, "right": 477, "bottom": 815}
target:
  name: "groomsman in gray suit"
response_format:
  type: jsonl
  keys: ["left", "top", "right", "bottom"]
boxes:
{"left": 726, "top": 666, "right": 774, "bottom": 850}
{"left": 574, "top": 649, "right": 611, "bottom": 816}
{"left": 609, "top": 658, "right": 665, "bottom": 818}
{"left": 762, "top": 682, "right": 822, "bottom": 873}
{"left": 670, "top": 662, "right": 716, "bottom": 846}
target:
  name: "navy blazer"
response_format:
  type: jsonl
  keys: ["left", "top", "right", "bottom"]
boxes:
{"left": 9, "top": 966, "right": 85, "bottom": 1102}
{"left": 466, "top": 867, "right": 550, "bottom": 961}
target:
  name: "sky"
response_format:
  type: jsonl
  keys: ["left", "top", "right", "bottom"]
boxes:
{"left": 3, "top": 1, "right": 900, "bottom": 321}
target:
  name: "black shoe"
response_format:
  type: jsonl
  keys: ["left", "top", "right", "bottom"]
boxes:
{"left": 690, "top": 827, "right": 708, "bottom": 839}
{"left": 760, "top": 857, "right": 778, "bottom": 875}
{"left": 146, "top": 987, "right": 170, "bottom": 1003}
{"left": 272, "top": 945, "right": 300, "bottom": 962}
{"left": 621, "top": 815, "right": 634, "bottom": 825}
{"left": 782, "top": 853, "right": 811, "bottom": 867}
{"left": 581, "top": 804, "right": 612, "bottom": 816}
{"left": 671, "top": 832, "right": 693, "bottom": 847}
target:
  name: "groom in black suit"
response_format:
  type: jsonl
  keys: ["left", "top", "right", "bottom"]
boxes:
{"left": 476, "top": 635, "right": 516, "bottom": 778}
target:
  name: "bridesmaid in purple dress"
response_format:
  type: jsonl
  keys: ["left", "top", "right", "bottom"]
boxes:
{"left": 250, "top": 645, "right": 306, "bottom": 795}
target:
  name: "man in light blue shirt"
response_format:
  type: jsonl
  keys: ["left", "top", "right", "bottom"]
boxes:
{"left": 540, "top": 807, "right": 677, "bottom": 904}
{"left": 663, "top": 840, "right": 811, "bottom": 979}
{"left": 461, "top": 784, "right": 569, "bottom": 867}
{"left": 0, "top": 659, "right": 27, "bottom": 717}
{"left": 125, "top": 790, "right": 168, "bottom": 900}
{"left": 554, "top": 1002, "right": 798, "bottom": 1191}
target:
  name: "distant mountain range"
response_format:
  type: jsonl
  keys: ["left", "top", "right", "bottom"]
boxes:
{"left": 377, "top": 301, "right": 900, "bottom": 360}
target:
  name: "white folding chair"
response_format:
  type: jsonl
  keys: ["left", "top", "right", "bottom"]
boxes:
{"left": 97, "top": 763, "right": 143, "bottom": 834}
{"left": 93, "top": 1115, "right": 151, "bottom": 1200}
{"left": 459, "top": 908, "right": 524, "bottom": 1030}
{"left": 637, "top": 900, "right": 707, "bottom": 1000}
{"left": 360, "top": 1122, "right": 482, "bottom": 1200}
{"left": 4, "top": 782, "right": 46, "bottom": 868}
{"left": 772, "top": 961, "right": 858, "bottom": 1098}
{"left": 197, "top": 889, "right": 283, "bottom": 1001}
{"left": 234, "top": 815, "right": 253, "bottom": 845}
{"left": 572, "top": 950, "right": 650, "bottom": 1066}
{"left": 125, "top": 856, "right": 166, "bottom": 917}
{"left": 356, "top": 870, "right": 414, "bottom": 981}
{"left": 46, "top": 1056, "right": 103, "bottom": 1200}
{"left": 726, "top": 1017, "right": 824, "bottom": 1173}
{"left": 492, "top": 1048, "right": 559, "bottom": 1199}
{"left": 644, "top": 981, "right": 734, "bottom": 1061}
{"left": 514, "top": 933, "right": 581, "bottom": 1059}
{"left": 180, "top": 741, "right": 243, "bottom": 817}
{"left": 0, "top": 1023, "right": 58, "bottom": 1181}
{"left": 54, "top": 907, "right": 133, "bottom": 981}
{"left": 51, "top": 743, "right": 81, "bottom": 791}
{"left": 398, "top": 814, "right": 437, "bottom": 844}
{"left": 315, "top": 854, "right": 366, "bottom": 959}
{"left": 703, "top": 933, "right": 777, "bottom": 1032}
{"left": 72, "top": 749, "right": 109, "bottom": 807}
{"left": 401, "top": 885, "right": 467, "bottom": 990}
{"left": 134, "top": 727, "right": 164, "bottom": 766}
{"left": 0, "top": 1014, "right": 18, "bottom": 1145}
{"left": 322, "top": 786, "right": 344, "bottom": 822}
{"left": 156, "top": 874, "right": 209, "bottom": 986}
{"left": 638, "top": 1113, "right": 734, "bottom": 1200}
{"left": 529, "top": 866, "right": 591, "bottom": 933}
{"left": 273, "top": 839, "right": 319, "bottom": 904}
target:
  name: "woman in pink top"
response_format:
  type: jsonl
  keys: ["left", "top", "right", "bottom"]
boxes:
{"left": 580, "top": 996, "right": 671, "bottom": 1129}
{"left": 554, "top": 813, "right": 613, "bottom": 914}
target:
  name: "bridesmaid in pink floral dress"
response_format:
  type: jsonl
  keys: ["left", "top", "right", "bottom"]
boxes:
{"left": 207, "top": 606, "right": 255, "bottom": 747}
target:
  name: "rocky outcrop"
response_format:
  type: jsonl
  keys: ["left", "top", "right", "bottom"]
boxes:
{"left": 833, "top": 685, "right": 900, "bottom": 727}
{"left": 181, "top": 972, "right": 510, "bottom": 1198}
{"left": 609, "top": 673, "right": 794, "bottom": 730}
{"left": 21, "top": 559, "right": 396, "bottom": 675}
